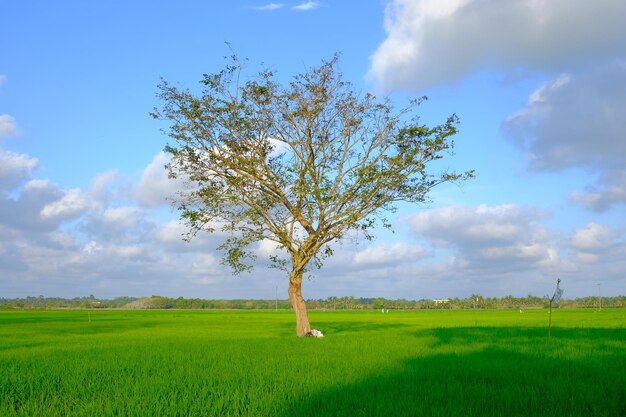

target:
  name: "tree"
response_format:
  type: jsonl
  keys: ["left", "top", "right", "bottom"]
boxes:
{"left": 153, "top": 54, "right": 474, "bottom": 336}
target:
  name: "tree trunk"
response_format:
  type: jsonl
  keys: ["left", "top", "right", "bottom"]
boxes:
{"left": 288, "top": 269, "right": 311, "bottom": 336}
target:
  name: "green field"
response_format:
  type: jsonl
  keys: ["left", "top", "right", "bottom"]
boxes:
{"left": 1, "top": 309, "right": 624, "bottom": 416}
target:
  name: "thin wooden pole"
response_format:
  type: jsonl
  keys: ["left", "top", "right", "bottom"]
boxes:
{"left": 548, "top": 301, "right": 552, "bottom": 337}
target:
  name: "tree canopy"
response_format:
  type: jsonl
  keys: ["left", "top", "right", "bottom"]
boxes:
{"left": 153, "top": 54, "right": 474, "bottom": 335}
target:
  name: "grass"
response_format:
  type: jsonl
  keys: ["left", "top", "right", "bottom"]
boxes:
{"left": 0, "top": 308, "right": 624, "bottom": 416}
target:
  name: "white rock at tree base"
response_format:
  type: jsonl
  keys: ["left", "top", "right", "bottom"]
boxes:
{"left": 304, "top": 329, "right": 324, "bottom": 338}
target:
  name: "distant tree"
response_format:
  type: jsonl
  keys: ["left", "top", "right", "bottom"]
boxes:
{"left": 175, "top": 297, "right": 189, "bottom": 309}
{"left": 153, "top": 54, "right": 474, "bottom": 336}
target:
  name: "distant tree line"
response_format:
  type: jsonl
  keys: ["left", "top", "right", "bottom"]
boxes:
{"left": 305, "top": 295, "right": 626, "bottom": 310}
{"left": 1, "top": 294, "right": 624, "bottom": 310}
{"left": 0, "top": 295, "right": 138, "bottom": 309}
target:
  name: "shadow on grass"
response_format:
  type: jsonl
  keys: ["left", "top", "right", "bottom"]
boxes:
{"left": 427, "top": 326, "right": 626, "bottom": 347}
{"left": 277, "top": 327, "right": 626, "bottom": 417}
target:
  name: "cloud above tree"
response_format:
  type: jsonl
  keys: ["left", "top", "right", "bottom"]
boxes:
{"left": 368, "top": 0, "right": 626, "bottom": 91}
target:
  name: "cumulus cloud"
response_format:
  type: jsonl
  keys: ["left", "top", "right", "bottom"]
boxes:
{"left": 570, "top": 223, "right": 626, "bottom": 267}
{"left": 0, "top": 115, "right": 17, "bottom": 137}
{"left": 0, "top": 179, "right": 67, "bottom": 232}
{"left": 0, "top": 148, "right": 39, "bottom": 191}
{"left": 368, "top": 0, "right": 626, "bottom": 91}
{"left": 189, "top": 252, "right": 221, "bottom": 274}
{"left": 504, "top": 65, "right": 626, "bottom": 172}
{"left": 504, "top": 63, "right": 626, "bottom": 210}
{"left": 353, "top": 242, "right": 429, "bottom": 266}
{"left": 391, "top": 205, "right": 626, "bottom": 296}
{"left": 0, "top": 147, "right": 255, "bottom": 299}
{"left": 103, "top": 207, "right": 142, "bottom": 225}
{"left": 153, "top": 220, "right": 187, "bottom": 245}
{"left": 257, "top": 238, "right": 283, "bottom": 258}
{"left": 40, "top": 188, "right": 90, "bottom": 221}
{"left": 135, "top": 151, "right": 184, "bottom": 208}
{"left": 2, "top": 145, "right": 624, "bottom": 299}
{"left": 570, "top": 223, "right": 611, "bottom": 250}
{"left": 569, "top": 172, "right": 626, "bottom": 212}
{"left": 409, "top": 204, "right": 559, "bottom": 272}
{"left": 81, "top": 206, "right": 148, "bottom": 243}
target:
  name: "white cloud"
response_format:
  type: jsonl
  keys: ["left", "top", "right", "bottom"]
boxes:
{"left": 40, "top": 188, "right": 90, "bottom": 221}
{"left": 190, "top": 253, "right": 220, "bottom": 274}
{"left": 575, "top": 252, "right": 599, "bottom": 264}
{"left": 411, "top": 204, "right": 538, "bottom": 242}
{"left": 504, "top": 63, "right": 626, "bottom": 210}
{"left": 504, "top": 65, "right": 626, "bottom": 172}
{"left": 153, "top": 220, "right": 187, "bottom": 244}
{"left": 570, "top": 223, "right": 613, "bottom": 252}
{"left": 0, "top": 146, "right": 257, "bottom": 298}
{"left": 82, "top": 241, "right": 101, "bottom": 255}
{"left": 90, "top": 171, "right": 119, "bottom": 200}
{"left": 80, "top": 206, "right": 147, "bottom": 243}
{"left": 0, "top": 114, "right": 18, "bottom": 137}
{"left": 409, "top": 204, "right": 559, "bottom": 271}
{"left": 253, "top": 3, "right": 283, "bottom": 11}
{"left": 2, "top": 143, "right": 624, "bottom": 299}
{"left": 109, "top": 244, "right": 143, "bottom": 258}
{"left": 293, "top": 1, "right": 319, "bottom": 11}
{"left": 353, "top": 242, "right": 429, "bottom": 266}
{"left": 257, "top": 238, "right": 283, "bottom": 258}
{"left": 135, "top": 151, "right": 183, "bottom": 208}
{"left": 102, "top": 207, "right": 142, "bottom": 225}
{"left": 48, "top": 231, "right": 75, "bottom": 248}
{"left": 0, "top": 147, "right": 38, "bottom": 191}
{"left": 0, "top": 74, "right": 6, "bottom": 86}
{"left": 569, "top": 223, "right": 626, "bottom": 267}
{"left": 0, "top": 178, "right": 68, "bottom": 232}
{"left": 368, "top": 0, "right": 626, "bottom": 91}
{"left": 23, "top": 178, "right": 52, "bottom": 192}
{"left": 569, "top": 171, "right": 626, "bottom": 212}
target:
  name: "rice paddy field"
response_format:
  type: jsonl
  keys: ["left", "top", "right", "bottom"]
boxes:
{"left": 1, "top": 308, "right": 624, "bottom": 416}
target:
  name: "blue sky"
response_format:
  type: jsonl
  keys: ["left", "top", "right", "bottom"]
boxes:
{"left": 1, "top": 0, "right": 625, "bottom": 299}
